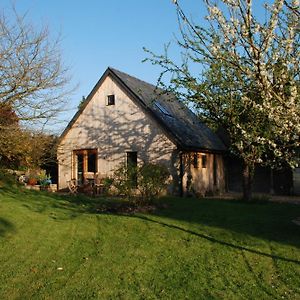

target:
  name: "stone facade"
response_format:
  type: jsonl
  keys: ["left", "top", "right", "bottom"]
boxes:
{"left": 58, "top": 69, "right": 226, "bottom": 196}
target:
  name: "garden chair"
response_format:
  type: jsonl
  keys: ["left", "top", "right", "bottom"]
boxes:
{"left": 68, "top": 179, "right": 78, "bottom": 194}
{"left": 93, "top": 173, "right": 106, "bottom": 196}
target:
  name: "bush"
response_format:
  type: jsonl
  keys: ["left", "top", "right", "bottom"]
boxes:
{"left": 138, "top": 163, "right": 169, "bottom": 202}
{"left": 102, "top": 177, "right": 114, "bottom": 188}
{"left": 111, "top": 163, "right": 137, "bottom": 199}
{"left": 0, "top": 168, "right": 19, "bottom": 190}
{"left": 111, "top": 162, "right": 169, "bottom": 203}
{"left": 102, "top": 177, "right": 114, "bottom": 195}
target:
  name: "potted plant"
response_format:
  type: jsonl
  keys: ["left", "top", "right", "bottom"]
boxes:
{"left": 27, "top": 169, "right": 39, "bottom": 186}
{"left": 38, "top": 171, "right": 52, "bottom": 191}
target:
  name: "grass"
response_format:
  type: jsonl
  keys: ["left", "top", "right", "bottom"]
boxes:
{"left": 0, "top": 181, "right": 299, "bottom": 299}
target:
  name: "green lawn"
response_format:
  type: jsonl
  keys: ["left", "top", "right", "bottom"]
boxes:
{"left": 0, "top": 184, "right": 299, "bottom": 299}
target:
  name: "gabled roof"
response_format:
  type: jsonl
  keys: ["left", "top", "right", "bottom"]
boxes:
{"left": 60, "top": 67, "right": 226, "bottom": 152}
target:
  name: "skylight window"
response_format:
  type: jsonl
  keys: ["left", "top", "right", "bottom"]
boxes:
{"left": 154, "top": 101, "right": 173, "bottom": 117}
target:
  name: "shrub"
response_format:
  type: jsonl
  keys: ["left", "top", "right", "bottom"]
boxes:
{"left": 0, "top": 168, "right": 18, "bottom": 188}
{"left": 138, "top": 163, "right": 169, "bottom": 202}
{"left": 102, "top": 177, "right": 114, "bottom": 188}
{"left": 111, "top": 162, "right": 169, "bottom": 202}
{"left": 102, "top": 177, "right": 114, "bottom": 195}
{"left": 111, "top": 163, "right": 137, "bottom": 199}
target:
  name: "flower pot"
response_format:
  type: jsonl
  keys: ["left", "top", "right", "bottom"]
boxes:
{"left": 28, "top": 178, "right": 37, "bottom": 186}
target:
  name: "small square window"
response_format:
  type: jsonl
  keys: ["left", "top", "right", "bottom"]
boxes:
{"left": 107, "top": 95, "right": 115, "bottom": 106}
{"left": 202, "top": 154, "right": 207, "bottom": 168}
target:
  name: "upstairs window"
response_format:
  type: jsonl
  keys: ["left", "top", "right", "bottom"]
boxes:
{"left": 107, "top": 95, "right": 115, "bottom": 106}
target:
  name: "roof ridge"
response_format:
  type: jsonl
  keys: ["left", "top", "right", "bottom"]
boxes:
{"left": 108, "top": 67, "right": 165, "bottom": 95}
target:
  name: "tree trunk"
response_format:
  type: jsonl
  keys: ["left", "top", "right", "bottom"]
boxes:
{"left": 270, "top": 168, "right": 274, "bottom": 195}
{"left": 242, "top": 162, "right": 254, "bottom": 201}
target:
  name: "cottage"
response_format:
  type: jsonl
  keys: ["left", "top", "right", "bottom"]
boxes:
{"left": 57, "top": 67, "right": 226, "bottom": 196}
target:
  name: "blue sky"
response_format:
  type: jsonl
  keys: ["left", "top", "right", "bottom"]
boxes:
{"left": 2, "top": 0, "right": 205, "bottom": 131}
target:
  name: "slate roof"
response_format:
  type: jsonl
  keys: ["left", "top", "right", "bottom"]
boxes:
{"left": 109, "top": 68, "right": 226, "bottom": 152}
{"left": 60, "top": 67, "right": 226, "bottom": 152}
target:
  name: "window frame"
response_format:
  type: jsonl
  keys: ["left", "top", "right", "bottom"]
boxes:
{"left": 73, "top": 149, "right": 98, "bottom": 183}
{"left": 107, "top": 94, "right": 115, "bottom": 106}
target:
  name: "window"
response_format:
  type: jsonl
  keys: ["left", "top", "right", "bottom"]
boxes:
{"left": 127, "top": 151, "right": 137, "bottom": 187}
{"left": 88, "top": 152, "right": 97, "bottom": 173}
{"left": 107, "top": 94, "right": 115, "bottom": 106}
{"left": 77, "top": 153, "right": 84, "bottom": 184}
{"left": 202, "top": 154, "right": 207, "bottom": 168}
{"left": 193, "top": 153, "right": 199, "bottom": 168}
{"left": 154, "top": 101, "right": 173, "bottom": 117}
{"left": 73, "top": 149, "right": 97, "bottom": 184}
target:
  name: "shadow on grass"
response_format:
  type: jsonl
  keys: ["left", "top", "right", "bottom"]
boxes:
{"left": 0, "top": 217, "right": 16, "bottom": 237}
{"left": 3, "top": 185, "right": 300, "bottom": 250}
{"left": 46, "top": 193, "right": 300, "bottom": 253}
{"left": 130, "top": 214, "right": 300, "bottom": 266}
{"left": 150, "top": 197, "right": 300, "bottom": 247}
{"left": 1, "top": 185, "right": 120, "bottom": 218}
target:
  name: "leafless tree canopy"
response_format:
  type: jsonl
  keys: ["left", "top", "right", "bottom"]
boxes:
{"left": 0, "top": 8, "right": 72, "bottom": 126}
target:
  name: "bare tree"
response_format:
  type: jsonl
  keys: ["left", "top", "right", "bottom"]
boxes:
{"left": 0, "top": 7, "right": 72, "bottom": 126}
{"left": 0, "top": 6, "right": 73, "bottom": 169}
